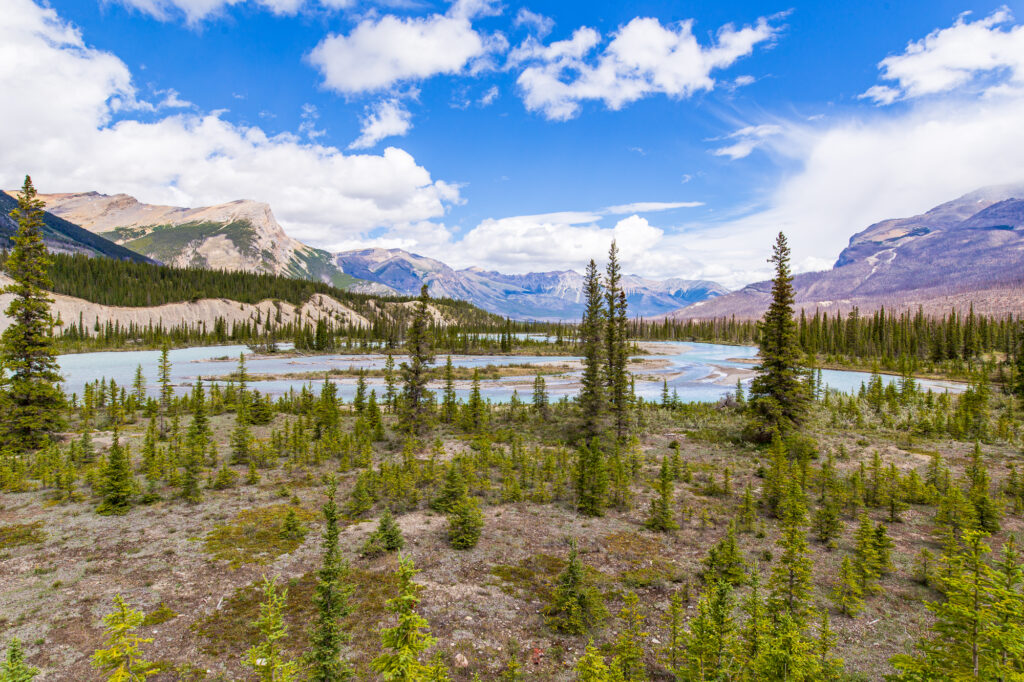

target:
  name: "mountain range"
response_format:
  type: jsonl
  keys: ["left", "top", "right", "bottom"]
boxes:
{"left": 669, "top": 183, "right": 1024, "bottom": 319}
{"left": 0, "top": 191, "right": 152, "bottom": 263}
{"left": 35, "top": 192, "right": 728, "bottom": 320}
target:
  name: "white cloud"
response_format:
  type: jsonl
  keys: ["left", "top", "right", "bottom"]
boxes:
{"left": 478, "top": 85, "right": 499, "bottom": 106}
{"left": 348, "top": 99, "right": 413, "bottom": 149}
{"left": 308, "top": 2, "right": 506, "bottom": 94}
{"left": 514, "top": 8, "right": 554, "bottom": 37}
{"left": 0, "top": 0, "right": 458, "bottom": 245}
{"left": 711, "top": 123, "right": 783, "bottom": 159}
{"left": 862, "top": 8, "right": 1024, "bottom": 104}
{"left": 110, "top": 0, "right": 326, "bottom": 24}
{"left": 298, "top": 102, "right": 325, "bottom": 140}
{"left": 511, "top": 15, "right": 781, "bottom": 120}
{"left": 605, "top": 201, "right": 703, "bottom": 214}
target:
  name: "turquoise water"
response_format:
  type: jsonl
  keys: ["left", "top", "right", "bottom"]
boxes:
{"left": 55, "top": 341, "right": 963, "bottom": 403}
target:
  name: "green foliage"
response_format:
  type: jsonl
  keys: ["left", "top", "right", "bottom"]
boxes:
{"left": 243, "top": 576, "right": 300, "bottom": 682}
{"left": 0, "top": 638, "right": 37, "bottom": 682}
{"left": 371, "top": 556, "right": 445, "bottom": 681}
{"left": 202, "top": 505, "right": 315, "bottom": 567}
{"left": 830, "top": 556, "right": 864, "bottom": 617}
{"left": 309, "top": 480, "right": 354, "bottom": 682}
{"left": 90, "top": 595, "right": 157, "bottom": 681}
{"left": 575, "top": 438, "right": 607, "bottom": 517}
{"left": 0, "top": 521, "right": 45, "bottom": 549}
{"left": 545, "top": 541, "right": 608, "bottom": 635}
{"left": 0, "top": 176, "right": 65, "bottom": 452}
{"left": 578, "top": 259, "right": 606, "bottom": 437}
{"left": 361, "top": 509, "right": 405, "bottom": 558}
{"left": 645, "top": 456, "right": 678, "bottom": 532}
{"left": 399, "top": 285, "right": 435, "bottom": 435}
{"left": 575, "top": 641, "right": 620, "bottom": 682}
{"left": 97, "top": 431, "right": 134, "bottom": 516}
{"left": 747, "top": 232, "right": 809, "bottom": 439}
{"left": 611, "top": 591, "right": 648, "bottom": 681}
{"left": 446, "top": 495, "right": 484, "bottom": 550}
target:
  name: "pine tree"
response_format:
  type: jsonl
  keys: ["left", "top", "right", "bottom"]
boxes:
{"left": 830, "top": 556, "right": 864, "bottom": 617}
{"left": 611, "top": 591, "right": 648, "bottom": 681}
{"left": 431, "top": 463, "right": 467, "bottom": 513}
{"left": 441, "top": 356, "right": 457, "bottom": 424}
{"left": 748, "top": 232, "right": 809, "bottom": 438}
{"left": 447, "top": 495, "right": 484, "bottom": 550}
{"left": 0, "top": 176, "right": 65, "bottom": 452}
{"left": 97, "top": 430, "right": 134, "bottom": 515}
{"left": 90, "top": 595, "right": 156, "bottom": 681}
{"left": 400, "top": 285, "right": 435, "bottom": 434}
{"left": 532, "top": 374, "right": 549, "bottom": 420}
{"left": 685, "top": 580, "right": 737, "bottom": 680}
{"left": 353, "top": 371, "right": 367, "bottom": 414}
{"left": 703, "top": 521, "right": 747, "bottom": 586}
{"left": 462, "top": 369, "right": 486, "bottom": 432}
{"left": 852, "top": 513, "right": 882, "bottom": 595}
{"left": 578, "top": 260, "right": 605, "bottom": 437}
{"left": 605, "top": 241, "right": 630, "bottom": 441}
{"left": 383, "top": 353, "right": 397, "bottom": 413}
{"left": 545, "top": 541, "right": 608, "bottom": 635}
{"left": 645, "top": 456, "right": 678, "bottom": 532}
{"left": 575, "top": 641, "right": 618, "bottom": 682}
{"left": 891, "top": 530, "right": 999, "bottom": 679}
{"left": 371, "top": 556, "right": 444, "bottom": 680}
{"left": 309, "top": 480, "right": 354, "bottom": 682}
{"left": 661, "top": 590, "right": 686, "bottom": 673}
{"left": 157, "top": 344, "right": 172, "bottom": 439}
{"left": 768, "top": 479, "right": 814, "bottom": 625}
{"left": 361, "top": 509, "right": 405, "bottom": 558}
{"left": 575, "top": 438, "right": 607, "bottom": 517}
{"left": 244, "top": 577, "right": 299, "bottom": 682}
{"left": 0, "top": 638, "right": 38, "bottom": 682}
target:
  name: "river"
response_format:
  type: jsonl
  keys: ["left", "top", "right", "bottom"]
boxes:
{"left": 54, "top": 341, "right": 965, "bottom": 404}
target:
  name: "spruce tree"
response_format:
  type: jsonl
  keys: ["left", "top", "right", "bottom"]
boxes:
{"left": 400, "top": 285, "right": 435, "bottom": 434}
{"left": 575, "top": 438, "right": 607, "bottom": 517}
{"left": 244, "top": 577, "right": 299, "bottom": 682}
{"left": 309, "top": 480, "right": 354, "bottom": 682}
{"left": 90, "top": 595, "right": 156, "bottom": 680}
{"left": 0, "top": 176, "right": 64, "bottom": 452}
{"left": 645, "top": 456, "right": 678, "bottom": 532}
{"left": 361, "top": 509, "right": 405, "bottom": 558}
{"left": 685, "top": 580, "right": 737, "bottom": 680}
{"left": 604, "top": 241, "right": 630, "bottom": 441}
{"left": 157, "top": 344, "right": 172, "bottom": 439}
{"left": 97, "top": 430, "right": 134, "bottom": 515}
{"left": 371, "top": 557, "right": 444, "bottom": 680}
{"left": 611, "top": 591, "right": 648, "bottom": 681}
{"left": 830, "top": 556, "right": 864, "bottom": 617}
{"left": 446, "top": 495, "right": 484, "bottom": 550}
{"left": 575, "top": 641, "right": 617, "bottom": 681}
{"left": 768, "top": 478, "right": 813, "bottom": 625}
{"left": 748, "top": 232, "right": 809, "bottom": 438}
{"left": 441, "top": 356, "right": 457, "bottom": 424}
{"left": 545, "top": 541, "right": 608, "bottom": 635}
{"left": 578, "top": 260, "right": 605, "bottom": 437}
{"left": 0, "top": 638, "right": 37, "bottom": 682}
{"left": 532, "top": 374, "right": 549, "bottom": 420}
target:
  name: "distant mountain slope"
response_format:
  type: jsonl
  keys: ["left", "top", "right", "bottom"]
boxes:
{"left": 668, "top": 183, "right": 1024, "bottom": 320}
{"left": 0, "top": 191, "right": 153, "bottom": 263}
{"left": 333, "top": 248, "right": 728, "bottom": 320}
{"left": 36, "top": 192, "right": 369, "bottom": 290}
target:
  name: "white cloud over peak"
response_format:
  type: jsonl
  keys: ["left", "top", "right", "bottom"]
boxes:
{"left": 309, "top": 1, "right": 507, "bottom": 95}
{"left": 862, "top": 8, "right": 1024, "bottom": 104}
{"left": 511, "top": 15, "right": 781, "bottom": 120}
{"left": 348, "top": 99, "right": 413, "bottom": 149}
{"left": 1, "top": 0, "right": 458, "bottom": 244}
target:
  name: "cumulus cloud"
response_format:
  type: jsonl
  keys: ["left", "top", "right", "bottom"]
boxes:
{"left": 0, "top": 0, "right": 458, "bottom": 246}
{"left": 862, "top": 8, "right": 1024, "bottom": 104}
{"left": 510, "top": 15, "right": 781, "bottom": 120}
{"left": 348, "top": 99, "right": 413, "bottom": 149}
{"left": 514, "top": 8, "right": 554, "bottom": 37}
{"left": 308, "top": 1, "right": 507, "bottom": 95}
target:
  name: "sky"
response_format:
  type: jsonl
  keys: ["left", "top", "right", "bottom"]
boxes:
{"left": 2, "top": 0, "right": 1024, "bottom": 288}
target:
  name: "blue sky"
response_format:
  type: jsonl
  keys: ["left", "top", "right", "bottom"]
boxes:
{"left": 2, "top": 0, "right": 1023, "bottom": 286}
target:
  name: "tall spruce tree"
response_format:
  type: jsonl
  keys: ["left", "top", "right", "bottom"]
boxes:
{"left": 748, "top": 232, "right": 809, "bottom": 438}
{"left": 578, "top": 260, "right": 605, "bottom": 437}
{"left": 604, "top": 241, "right": 630, "bottom": 441}
{"left": 400, "top": 285, "right": 435, "bottom": 434}
{"left": 0, "top": 176, "right": 64, "bottom": 452}
{"left": 309, "top": 480, "right": 354, "bottom": 681}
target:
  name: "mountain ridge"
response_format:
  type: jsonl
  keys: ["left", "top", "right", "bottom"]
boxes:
{"left": 668, "top": 182, "right": 1024, "bottom": 320}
